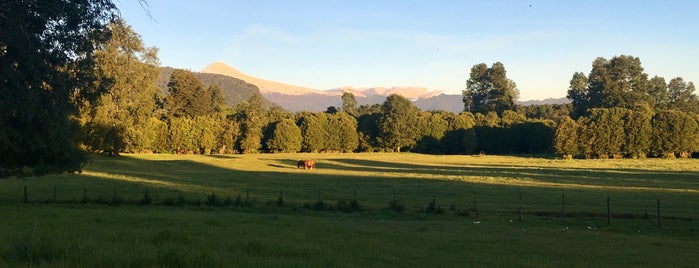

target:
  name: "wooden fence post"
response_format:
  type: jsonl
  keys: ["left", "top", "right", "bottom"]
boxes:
{"left": 518, "top": 193, "right": 522, "bottom": 221}
{"left": 657, "top": 200, "right": 661, "bottom": 228}
{"left": 607, "top": 196, "right": 611, "bottom": 225}
{"left": 474, "top": 198, "right": 480, "bottom": 218}
{"left": 561, "top": 193, "right": 566, "bottom": 222}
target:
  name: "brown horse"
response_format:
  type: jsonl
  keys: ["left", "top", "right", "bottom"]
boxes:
{"left": 297, "top": 160, "right": 315, "bottom": 169}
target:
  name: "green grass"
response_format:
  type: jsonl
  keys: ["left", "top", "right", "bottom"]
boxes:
{"left": 2, "top": 153, "right": 699, "bottom": 267}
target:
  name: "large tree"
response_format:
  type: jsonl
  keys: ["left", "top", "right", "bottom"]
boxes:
{"left": 296, "top": 112, "right": 328, "bottom": 153}
{"left": 569, "top": 55, "right": 654, "bottom": 116}
{"left": 567, "top": 72, "right": 589, "bottom": 118}
{"left": 165, "top": 70, "right": 225, "bottom": 119}
{"left": 78, "top": 19, "right": 160, "bottom": 155}
{"left": 667, "top": 77, "right": 699, "bottom": 114}
{"left": 266, "top": 118, "right": 302, "bottom": 153}
{"left": 377, "top": 94, "right": 420, "bottom": 152}
{"left": 235, "top": 94, "right": 268, "bottom": 153}
{"left": 1, "top": 0, "right": 118, "bottom": 177}
{"left": 462, "top": 62, "right": 519, "bottom": 115}
{"left": 341, "top": 92, "right": 358, "bottom": 117}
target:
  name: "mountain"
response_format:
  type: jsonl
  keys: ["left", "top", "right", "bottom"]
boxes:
{"left": 157, "top": 67, "right": 275, "bottom": 108}
{"left": 201, "top": 62, "right": 328, "bottom": 96}
{"left": 201, "top": 62, "right": 445, "bottom": 112}
{"left": 199, "top": 62, "right": 569, "bottom": 113}
{"left": 414, "top": 94, "right": 464, "bottom": 113}
{"left": 517, "top": 97, "right": 570, "bottom": 106}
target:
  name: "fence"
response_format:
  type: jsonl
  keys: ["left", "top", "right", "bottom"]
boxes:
{"left": 17, "top": 185, "right": 694, "bottom": 229}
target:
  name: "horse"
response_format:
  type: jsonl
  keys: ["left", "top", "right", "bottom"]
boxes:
{"left": 297, "top": 160, "right": 315, "bottom": 169}
{"left": 304, "top": 160, "right": 315, "bottom": 169}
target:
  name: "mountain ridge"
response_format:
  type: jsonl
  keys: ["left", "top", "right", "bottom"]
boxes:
{"left": 199, "top": 62, "right": 569, "bottom": 113}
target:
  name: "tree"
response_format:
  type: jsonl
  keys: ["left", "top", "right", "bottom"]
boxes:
{"left": 78, "top": 19, "right": 160, "bottom": 155}
{"left": 567, "top": 72, "right": 589, "bottom": 118}
{"left": 668, "top": 77, "right": 699, "bottom": 113}
{"left": 462, "top": 62, "right": 519, "bottom": 115}
{"left": 165, "top": 70, "right": 205, "bottom": 118}
{"left": 235, "top": 94, "right": 268, "bottom": 153}
{"left": 377, "top": 94, "right": 420, "bottom": 152}
{"left": 341, "top": 92, "right": 358, "bottom": 116}
{"left": 622, "top": 109, "right": 652, "bottom": 158}
{"left": 554, "top": 116, "right": 580, "bottom": 158}
{"left": 648, "top": 76, "right": 669, "bottom": 110}
{"left": 651, "top": 110, "right": 699, "bottom": 157}
{"left": 577, "top": 108, "right": 627, "bottom": 158}
{"left": 266, "top": 119, "right": 302, "bottom": 153}
{"left": 1, "top": 0, "right": 118, "bottom": 177}
{"left": 335, "top": 112, "right": 359, "bottom": 152}
{"left": 571, "top": 55, "right": 652, "bottom": 115}
{"left": 296, "top": 112, "right": 328, "bottom": 153}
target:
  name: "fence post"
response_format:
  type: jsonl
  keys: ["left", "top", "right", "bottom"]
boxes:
{"left": 246, "top": 188, "right": 250, "bottom": 204}
{"left": 518, "top": 193, "right": 522, "bottom": 221}
{"left": 561, "top": 193, "right": 566, "bottom": 222}
{"left": 607, "top": 196, "right": 611, "bottom": 225}
{"left": 657, "top": 200, "right": 661, "bottom": 228}
{"left": 474, "top": 198, "right": 479, "bottom": 218}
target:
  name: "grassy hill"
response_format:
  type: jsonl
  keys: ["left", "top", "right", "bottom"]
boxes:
{"left": 2, "top": 153, "right": 698, "bottom": 266}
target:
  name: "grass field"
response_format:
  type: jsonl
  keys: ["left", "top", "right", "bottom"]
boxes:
{"left": 2, "top": 153, "right": 699, "bottom": 267}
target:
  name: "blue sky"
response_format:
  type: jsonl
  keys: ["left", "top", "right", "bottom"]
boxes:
{"left": 118, "top": 0, "right": 699, "bottom": 101}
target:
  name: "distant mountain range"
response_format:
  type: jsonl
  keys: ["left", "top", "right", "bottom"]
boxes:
{"left": 152, "top": 61, "right": 570, "bottom": 113}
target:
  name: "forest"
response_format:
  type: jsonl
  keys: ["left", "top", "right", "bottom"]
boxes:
{"left": 2, "top": 2, "right": 698, "bottom": 177}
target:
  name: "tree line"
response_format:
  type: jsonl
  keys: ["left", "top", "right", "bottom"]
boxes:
{"left": 2, "top": 1, "right": 698, "bottom": 177}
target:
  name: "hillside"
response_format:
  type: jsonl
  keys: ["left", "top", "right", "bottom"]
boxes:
{"left": 157, "top": 67, "right": 275, "bottom": 108}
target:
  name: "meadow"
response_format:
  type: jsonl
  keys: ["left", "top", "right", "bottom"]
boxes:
{"left": 2, "top": 153, "right": 698, "bottom": 267}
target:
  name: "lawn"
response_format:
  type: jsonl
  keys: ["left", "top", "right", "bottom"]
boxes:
{"left": 2, "top": 153, "right": 698, "bottom": 267}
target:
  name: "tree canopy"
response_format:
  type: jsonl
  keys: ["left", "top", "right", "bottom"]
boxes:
{"left": 1, "top": 0, "right": 118, "bottom": 177}
{"left": 462, "top": 62, "right": 519, "bottom": 115}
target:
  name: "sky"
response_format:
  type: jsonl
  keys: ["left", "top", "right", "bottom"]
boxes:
{"left": 118, "top": 0, "right": 699, "bottom": 101}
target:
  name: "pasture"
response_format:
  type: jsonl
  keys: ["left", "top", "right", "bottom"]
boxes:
{"left": 2, "top": 153, "right": 699, "bottom": 267}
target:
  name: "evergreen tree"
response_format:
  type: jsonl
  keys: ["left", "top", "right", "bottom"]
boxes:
{"left": 567, "top": 72, "right": 589, "bottom": 118}
{"left": 1, "top": 0, "right": 118, "bottom": 177}
{"left": 578, "top": 108, "right": 627, "bottom": 158}
{"left": 235, "top": 94, "right": 267, "bottom": 153}
{"left": 334, "top": 112, "right": 359, "bottom": 152}
{"left": 341, "top": 92, "right": 358, "bottom": 116}
{"left": 651, "top": 110, "right": 699, "bottom": 157}
{"left": 377, "top": 94, "right": 420, "bottom": 152}
{"left": 266, "top": 119, "right": 302, "bottom": 153}
{"left": 296, "top": 112, "right": 328, "bottom": 153}
{"left": 622, "top": 109, "right": 652, "bottom": 158}
{"left": 554, "top": 116, "right": 580, "bottom": 158}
